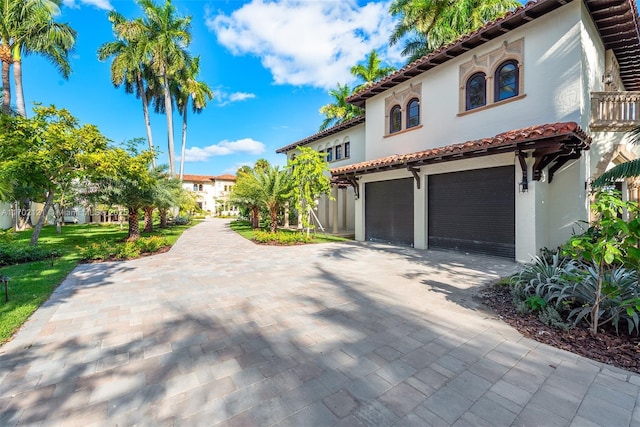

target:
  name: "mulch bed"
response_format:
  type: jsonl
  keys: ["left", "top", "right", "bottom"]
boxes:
{"left": 480, "top": 284, "right": 640, "bottom": 374}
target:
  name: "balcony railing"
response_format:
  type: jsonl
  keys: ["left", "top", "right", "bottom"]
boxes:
{"left": 591, "top": 91, "right": 640, "bottom": 131}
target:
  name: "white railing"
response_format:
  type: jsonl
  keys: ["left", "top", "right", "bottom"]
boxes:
{"left": 591, "top": 91, "right": 640, "bottom": 131}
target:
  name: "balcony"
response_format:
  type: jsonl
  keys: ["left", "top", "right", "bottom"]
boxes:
{"left": 590, "top": 91, "right": 640, "bottom": 131}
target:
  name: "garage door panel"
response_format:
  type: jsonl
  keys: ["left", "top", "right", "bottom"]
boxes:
{"left": 428, "top": 166, "right": 515, "bottom": 258}
{"left": 365, "top": 178, "right": 413, "bottom": 246}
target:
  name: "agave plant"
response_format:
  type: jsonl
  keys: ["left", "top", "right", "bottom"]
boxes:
{"left": 560, "top": 264, "right": 640, "bottom": 334}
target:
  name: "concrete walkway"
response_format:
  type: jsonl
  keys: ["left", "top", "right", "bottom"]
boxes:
{"left": 1, "top": 219, "right": 639, "bottom": 426}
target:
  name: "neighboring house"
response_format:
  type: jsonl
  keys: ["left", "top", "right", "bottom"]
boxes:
{"left": 277, "top": 0, "right": 640, "bottom": 262}
{"left": 182, "top": 174, "right": 238, "bottom": 216}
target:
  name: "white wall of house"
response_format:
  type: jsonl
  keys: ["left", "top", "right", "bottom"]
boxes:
{"left": 0, "top": 202, "right": 11, "bottom": 229}
{"left": 364, "top": 1, "right": 583, "bottom": 161}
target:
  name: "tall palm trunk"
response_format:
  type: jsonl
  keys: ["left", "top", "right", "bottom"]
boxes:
{"left": 12, "top": 52, "right": 25, "bottom": 117}
{"left": 127, "top": 207, "right": 140, "bottom": 241}
{"left": 137, "top": 76, "right": 156, "bottom": 168}
{"left": 162, "top": 71, "right": 175, "bottom": 176}
{"left": 159, "top": 208, "right": 168, "bottom": 228}
{"left": 143, "top": 206, "right": 154, "bottom": 233}
{"left": 179, "top": 100, "right": 188, "bottom": 181}
{"left": 2, "top": 60, "right": 10, "bottom": 115}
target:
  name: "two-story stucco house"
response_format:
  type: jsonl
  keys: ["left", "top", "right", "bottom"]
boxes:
{"left": 277, "top": 0, "right": 640, "bottom": 262}
{"left": 182, "top": 174, "right": 238, "bottom": 216}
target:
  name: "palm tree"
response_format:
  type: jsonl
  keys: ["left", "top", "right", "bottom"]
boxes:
{"left": 98, "top": 10, "right": 159, "bottom": 167}
{"left": 592, "top": 126, "right": 640, "bottom": 188}
{"left": 255, "top": 166, "right": 294, "bottom": 233}
{"left": 319, "top": 83, "right": 363, "bottom": 131}
{"left": 350, "top": 50, "right": 396, "bottom": 93}
{"left": 174, "top": 56, "right": 213, "bottom": 181}
{"left": 136, "top": 0, "right": 192, "bottom": 177}
{"left": 0, "top": 0, "right": 76, "bottom": 116}
{"left": 389, "top": 0, "right": 519, "bottom": 62}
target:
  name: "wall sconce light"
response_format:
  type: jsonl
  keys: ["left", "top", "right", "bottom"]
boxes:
{"left": 519, "top": 179, "right": 529, "bottom": 193}
{"left": 602, "top": 71, "right": 614, "bottom": 85}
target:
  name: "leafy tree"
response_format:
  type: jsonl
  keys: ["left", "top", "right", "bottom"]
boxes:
{"left": 0, "top": 0, "right": 76, "bottom": 116}
{"left": 351, "top": 50, "right": 396, "bottom": 93}
{"left": 0, "top": 105, "right": 109, "bottom": 245}
{"left": 319, "top": 83, "right": 363, "bottom": 131}
{"left": 98, "top": 10, "right": 159, "bottom": 167}
{"left": 592, "top": 126, "right": 640, "bottom": 187}
{"left": 174, "top": 56, "right": 213, "bottom": 180}
{"left": 288, "top": 146, "right": 332, "bottom": 236}
{"left": 389, "top": 0, "right": 519, "bottom": 62}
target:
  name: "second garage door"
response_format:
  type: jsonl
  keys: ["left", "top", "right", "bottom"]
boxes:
{"left": 365, "top": 178, "right": 414, "bottom": 246}
{"left": 428, "top": 166, "right": 515, "bottom": 258}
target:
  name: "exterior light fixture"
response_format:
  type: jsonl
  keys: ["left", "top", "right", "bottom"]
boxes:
{"left": 519, "top": 179, "right": 529, "bottom": 193}
{"left": 602, "top": 72, "right": 614, "bottom": 85}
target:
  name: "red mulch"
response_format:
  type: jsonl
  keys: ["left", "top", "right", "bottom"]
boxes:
{"left": 480, "top": 284, "right": 640, "bottom": 374}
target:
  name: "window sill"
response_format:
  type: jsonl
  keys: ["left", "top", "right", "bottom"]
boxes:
{"left": 330, "top": 156, "right": 351, "bottom": 163}
{"left": 384, "top": 124, "right": 423, "bottom": 138}
{"left": 457, "top": 94, "right": 527, "bottom": 117}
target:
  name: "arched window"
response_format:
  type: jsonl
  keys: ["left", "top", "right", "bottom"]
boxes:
{"left": 406, "top": 98, "right": 420, "bottom": 128}
{"left": 495, "top": 60, "right": 519, "bottom": 102}
{"left": 390, "top": 105, "right": 402, "bottom": 133}
{"left": 466, "top": 72, "right": 486, "bottom": 110}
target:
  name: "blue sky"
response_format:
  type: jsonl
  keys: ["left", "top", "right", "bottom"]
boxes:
{"left": 19, "top": 0, "right": 405, "bottom": 175}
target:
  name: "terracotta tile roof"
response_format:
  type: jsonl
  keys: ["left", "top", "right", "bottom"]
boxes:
{"left": 214, "top": 174, "right": 237, "bottom": 181}
{"left": 331, "top": 122, "right": 591, "bottom": 177}
{"left": 275, "top": 115, "right": 365, "bottom": 153}
{"left": 181, "top": 174, "right": 236, "bottom": 182}
{"left": 348, "top": 0, "right": 640, "bottom": 107}
{"left": 181, "top": 174, "right": 215, "bottom": 183}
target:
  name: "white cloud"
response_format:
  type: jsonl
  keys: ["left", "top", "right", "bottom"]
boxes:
{"left": 213, "top": 89, "right": 257, "bottom": 106}
{"left": 206, "top": 0, "right": 398, "bottom": 89}
{"left": 63, "top": 0, "right": 112, "bottom": 10}
{"left": 184, "top": 138, "right": 266, "bottom": 162}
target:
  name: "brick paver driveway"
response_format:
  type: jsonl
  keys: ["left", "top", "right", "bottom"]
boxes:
{"left": 1, "top": 219, "right": 639, "bottom": 426}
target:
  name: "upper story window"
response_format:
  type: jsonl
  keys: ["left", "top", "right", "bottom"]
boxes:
{"left": 458, "top": 38, "right": 524, "bottom": 115}
{"left": 385, "top": 83, "right": 422, "bottom": 136}
{"left": 390, "top": 105, "right": 402, "bottom": 133}
{"left": 495, "top": 60, "right": 519, "bottom": 101}
{"left": 466, "top": 72, "right": 486, "bottom": 110}
{"left": 193, "top": 184, "right": 198, "bottom": 191}
{"left": 335, "top": 145, "right": 342, "bottom": 160}
{"left": 344, "top": 141, "right": 350, "bottom": 158}
{"left": 406, "top": 98, "right": 420, "bottom": 128}
{"left": 326, "top": 147, "right": 333, "bottom": 162}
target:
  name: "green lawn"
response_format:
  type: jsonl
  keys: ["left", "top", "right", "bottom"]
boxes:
{"left": 230, "top": 220, "right": 352, "bottom": 244}
{"left": 0, "top": 222, "right": 196, "bottom": 344}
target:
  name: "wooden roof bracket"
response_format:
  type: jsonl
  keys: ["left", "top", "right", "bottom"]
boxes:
{"left": 548, "top": 151, "right": 581, "bottom": 182}
{"left": 532, "top": 144, "right": 562, "bottom": 180}
{"left": 516, "top": 151, "right": 528, "bottom": 191}
{"left": 346, "top": 176, "right": 360, "bottom": 199}
{"left": 408, "top": 167, "right": 421, "bottom": 189}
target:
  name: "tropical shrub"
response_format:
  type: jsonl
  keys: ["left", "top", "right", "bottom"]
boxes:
{"left": 511, "top": 190, "right": 640, "bottom": 335}
{"left": 173, "top": 215, "right": 192, "bottom": 225}
{"left": 0, "top": 243, "right": 60, "bottom": 266}
{"left": 78, "top": 236, "right": 169, "bottom": 261}
{"left": 253, "top": 230, "right": 311, "bottom": 245}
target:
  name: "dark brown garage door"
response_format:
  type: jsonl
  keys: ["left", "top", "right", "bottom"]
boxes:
{"left": 365, "top": 178, "right": 414, "bottom": 246}
{"left": 428, "top": 166, "right": 515, "bottom": 258}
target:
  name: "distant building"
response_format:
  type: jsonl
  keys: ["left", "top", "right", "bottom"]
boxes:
{"left": 181, "top": 174, "right": 238, "bottom": 216}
